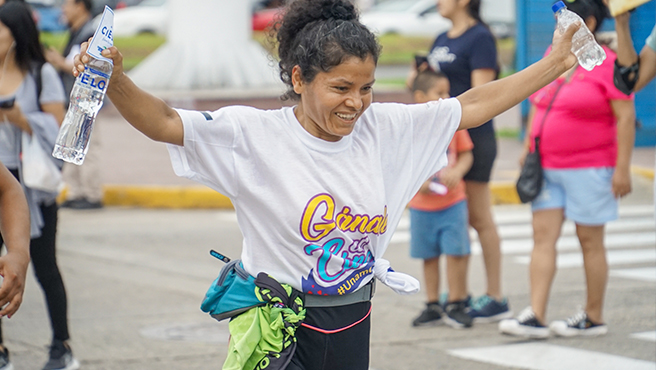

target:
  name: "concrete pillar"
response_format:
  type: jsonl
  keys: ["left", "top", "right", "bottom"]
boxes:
{"left": 129, "top": 0, "right": 280, "bottom": 93}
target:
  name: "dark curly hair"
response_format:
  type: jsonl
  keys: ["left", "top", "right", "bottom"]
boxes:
{"left": 275, "top": 0, "right": 381, "bottom": 101}
{"left": 560, "top": 0, "right": 609, "bottom": 33}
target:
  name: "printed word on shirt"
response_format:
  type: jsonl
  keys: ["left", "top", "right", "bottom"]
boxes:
{"left": 300, "top": 193, "right": 388, "bottom": 296}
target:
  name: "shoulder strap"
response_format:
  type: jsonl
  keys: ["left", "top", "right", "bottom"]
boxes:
{"left": 30, "top": 61, "right": 45, "bottom": 112}
{"left": 534, "top": 74, "right": 568, "bottom": 152}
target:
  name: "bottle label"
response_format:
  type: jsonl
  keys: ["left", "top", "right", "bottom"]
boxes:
{"left": 87, "top": 6, "right": 114, "bottom": 64}
{"left": 75, "top": 66, "right": 110, "bottom": 93}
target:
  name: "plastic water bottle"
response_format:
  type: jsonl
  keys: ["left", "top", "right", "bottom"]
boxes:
{"left": 552, "top": 1, "right": 606, "bottom": 71}
{"left": 53, "top": 6, "right": 114, "bottom": 165}
{"left": 52, "top": 57, "right": 112, "bottom": 165}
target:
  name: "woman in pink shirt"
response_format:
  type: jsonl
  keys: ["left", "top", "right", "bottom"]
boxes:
{"left": 499, "top": 0, "right": 635, "bottom": 339}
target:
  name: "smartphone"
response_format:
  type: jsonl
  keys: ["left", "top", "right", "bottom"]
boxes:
{"left": 0, "top": 96, "right": 15, "bottom": 109}
{"left": 414, "top": 54, "right": 429, "bottom": 69}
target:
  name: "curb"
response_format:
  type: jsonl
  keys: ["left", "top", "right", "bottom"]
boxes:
{"left": 59, "top": 168, "right": 654, "bottom": 209}
{"left": 632, "top": 165, "right": 655, "bottom": 180}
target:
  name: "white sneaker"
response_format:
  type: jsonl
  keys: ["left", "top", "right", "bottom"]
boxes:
{"left": 550, "top": 311, "right": 608, "bottom": 337}
{"left": 498, "top": 306, "right": 550, "bottom": 339}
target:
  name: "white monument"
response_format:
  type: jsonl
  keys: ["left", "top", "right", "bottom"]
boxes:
{"left": 129, "top": 0, "right": 281, "bottom": 93}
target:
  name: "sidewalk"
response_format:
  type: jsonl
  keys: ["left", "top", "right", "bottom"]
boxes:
{"left": 80, "top": 90, "right": 655, "bottom": 208}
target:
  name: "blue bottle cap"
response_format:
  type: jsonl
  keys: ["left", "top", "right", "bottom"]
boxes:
{"left": 552, "top": 1, "right": 566, "bottom": 13}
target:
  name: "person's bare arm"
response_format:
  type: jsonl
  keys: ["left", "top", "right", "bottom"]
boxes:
{"left": 614, "top": 13, "right": 638, "bottom": 67}
{"left": 73, "top": 43, "right": 183, "bottom": 145}
{"left": 634, "top": 44, "right": 656, "bottom": 92}
{"left": 610, "top": 99, "right": 635, "bottom": 198}
{"left": 457, "top": 24, "right": 578, "bottom": 131}
{"left": 612, "top": 12, "right": 656, "bottom": 92}
{"left": 0, "top": 165, "right": 30, "bottom": 318}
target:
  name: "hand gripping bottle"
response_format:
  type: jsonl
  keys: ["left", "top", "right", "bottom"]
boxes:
{"left": 552, "top": 1, "right": 606, "bottom": 71}
{"left": 53, "top": 6, "right": 114, "bottom": 165}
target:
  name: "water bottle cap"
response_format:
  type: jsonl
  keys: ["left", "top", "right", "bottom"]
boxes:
{"left": 552, "top": 1, "right": 566, "bottom": 13}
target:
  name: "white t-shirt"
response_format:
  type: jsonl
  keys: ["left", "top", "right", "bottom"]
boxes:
{"left": 168, "top": 99, "right": 461, "bottom": 294}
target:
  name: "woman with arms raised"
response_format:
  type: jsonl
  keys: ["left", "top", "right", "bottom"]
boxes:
{"left": 74, "top": 0, "right": 578, "bottom": 368}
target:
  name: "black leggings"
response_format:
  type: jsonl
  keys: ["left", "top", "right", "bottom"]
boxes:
{"left": 287, "top": 301, "right": 371, "bottom": 370}
{"left": 0, "top": 170, "right": 69, "bottom": 344}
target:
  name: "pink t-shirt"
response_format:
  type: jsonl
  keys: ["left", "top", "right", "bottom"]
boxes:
{"left": 529, "top": 46, "right": 633, "bottom": 169}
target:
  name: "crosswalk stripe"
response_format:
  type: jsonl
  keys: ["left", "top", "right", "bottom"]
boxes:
{"left": 448, "top": 342, "right": 656, "bottom": 370}
{"left": 514, "top": 249, "right": 656, "bottom": 268}
{"left": 611, "top": 267, "right": 656, "bottom": 282}
{"left": 489, "top": 205, "right": 655, "bottom": 225}
{"left": 491, "top": 218, "right": 654, "bottom": 240}
{"left": 394, "top": 205, "right": 655, "bottom": 230}
{"left": 630, "top": 331, "right": 656, "bottom": 342}
{"left": 390, "top": 230, "right": 656, "bottom": 253}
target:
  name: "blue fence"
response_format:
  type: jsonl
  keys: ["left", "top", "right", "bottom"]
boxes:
{"left": 516, "top": 0, "right": 655, "bottom": 147}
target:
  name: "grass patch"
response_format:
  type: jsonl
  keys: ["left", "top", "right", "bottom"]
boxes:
{"left": 40, "top": 31, "right": 166, "bottom": 71}
{"left": 496, "top": 127, "right": 521, "bottom": 139}
{"left": 42, "top": 31, "right": 514, "bottom": 72}
{"left": 377, "top": 34, "right": 433, "bottom": 65}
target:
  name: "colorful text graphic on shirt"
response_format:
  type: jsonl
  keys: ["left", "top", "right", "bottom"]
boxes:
{"left": 299, "top": 193, "right": 388, "bottom": 296}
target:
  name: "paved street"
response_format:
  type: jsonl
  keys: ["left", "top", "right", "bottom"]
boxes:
{"left": 4, "top": 193, "right": 655, "bottom": 369}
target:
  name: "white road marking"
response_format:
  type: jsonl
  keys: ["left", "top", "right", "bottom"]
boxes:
{"left": 630, "top": 331, "right": 656, "bottom": 342}
{"left": 514, "top": 249, "right": 656, "bottom": 268}
{"left": 448, "top": 342, "right": 656, "bottom": 370}
{"left": 611, "top": 267, "right": 656, "bottom": 282}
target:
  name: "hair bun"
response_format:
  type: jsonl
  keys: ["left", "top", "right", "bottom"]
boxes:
{"left": 319, "top": 0, "right": 356, "bottom": 21}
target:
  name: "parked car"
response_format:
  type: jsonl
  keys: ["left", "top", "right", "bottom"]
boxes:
{"left": 109, "top": 0, "right": 285, "bottom": 37}
{"left": 360, "top": 0, "right": 451, "bottom": 37}
{"left": 360, "top": 0, "right": 515, "bottom": 39}
{"left": 252, "top": 7, "right": 284, "bottom": 32}
{"left": 110, "top": 0, "right": 167, "bottom": 37}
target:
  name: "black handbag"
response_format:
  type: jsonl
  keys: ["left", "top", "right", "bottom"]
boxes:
{"left": 516, "top": 137, "right": 543, "bottom": 203}
{"left": 516, "top": 77, "right": 567, "bottom": 203}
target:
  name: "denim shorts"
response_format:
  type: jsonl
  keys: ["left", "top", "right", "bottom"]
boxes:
{"left": 409, "top": 200, "right": 470, "bottom": 259}
{"left": 532, "top": 167, "right": 618, "bottom": 225}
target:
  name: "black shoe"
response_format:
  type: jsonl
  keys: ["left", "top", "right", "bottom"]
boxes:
{"left": 42, "top": 340, "right": 79, "bottom": 370}
{"left": 68, "top": 198, "right": 103, "bottom": 210}
{"left": 0, "top": 347, "right": 12, "bottom": 370}
{"left": 412, "top": 302, "right": 443, "bottom": 327}
{"left": 444, "top": 300, "right": 473, "bottom": 329}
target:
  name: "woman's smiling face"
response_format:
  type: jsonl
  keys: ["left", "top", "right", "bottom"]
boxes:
{"left": 293, "top": 55, "right": 376, "bottom": 142}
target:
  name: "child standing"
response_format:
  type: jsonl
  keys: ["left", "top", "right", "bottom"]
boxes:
{"left": 409, "top": 70, "right": 474, "bottom": 329}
